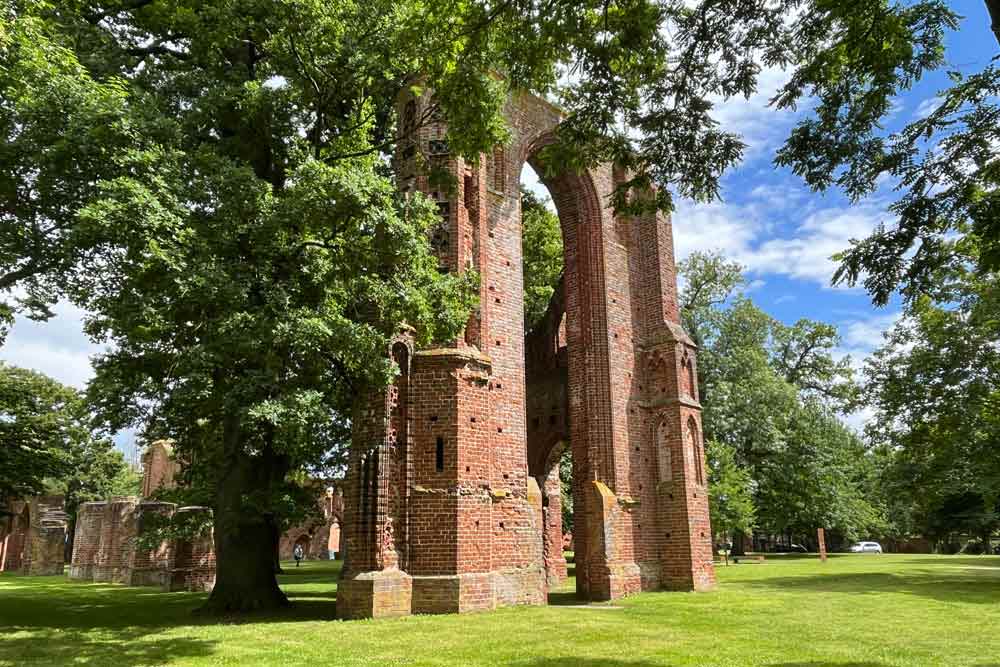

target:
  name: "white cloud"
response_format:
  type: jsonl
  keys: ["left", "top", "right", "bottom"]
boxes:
{"left": 673, "top": 197, "right": 889, "bottom": 288}
{"left": 0, "top": 302, "right": 100, "bottom": 389}
{"left": 1, "top": 302, "right": 137, "bottom": 455}
{"left": 914, "top": 96, "right": 942, "bottom": 120}
{"left": 710, "top": 65, "right": 799, "bottom": 160}
{"left": 832, "top": 310, "right": 902, "bottom": 434}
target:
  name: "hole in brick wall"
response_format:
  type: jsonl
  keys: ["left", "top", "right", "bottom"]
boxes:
{"left": 496, "top": 383, "right": 502, "bottom": 389}
{"left": 436, "top": 437, "right": 445, "bottom": 472}
{"left": 700, "top": 532, "right": 706, "bottom": 538}
{"left": 495, "top": 298, "right": 501, "bottom": 304}
{"left": 548, "top": 415, "right": 556, "bottom": 425}
{"left": 503, "top": 473, "right": 509, "bottom": 480}
{"left": 668, "top": 493, "right": 674, "bottom": 500}
{"left": 693, "top": 492, "right": 698, "bottom": 498}
{"left": 476, "top": 520, "right": 480, "bottom": 528}
{"left": 639, "top": 484, "right": 643, "bottom": 491}
{"left": 635, "top": 446, "right": 640, "bottom": 452}
{"left": 430, "top": 415, "right": 438, "bottom": 422}
{"left": 464, "top": 175, "right": 474, "bottom": 209}
{"left": 497, "top": 427, "right": 503, "bottom": 433}
{"left": 665, "top": 532, "right": 672, "bottom": 539}
{"left": 466, "top": 466, "right": 470, "bottom": 473}
{"left": 505, "top": 260, "right": 511, "bottom": 266}
{"left": 499, "top": 522, "right": 505, "bottom": 529}
{"left": 489, "top": 285, "right": 496, "bottom": 291}
{"left": 495, "top": 340, "right": 501, "bottom": 346}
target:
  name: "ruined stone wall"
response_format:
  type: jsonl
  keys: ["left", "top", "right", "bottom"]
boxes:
{"left": 168, "top": 507, "right": 216, "bottom": 592}
{"left": 22, "top": 496, "right": 69, "bottom": 576}
{"left": 1, "top": 497, "right": 68, "bottom": 575}
{"left": 0, "top": 500, "right": 28, "bottom": 572}
{"left": 340, "top": 87, "right": 715, "bottom": 619}
{"left": 70, "top": 501, "right": 107, "bottom": 579}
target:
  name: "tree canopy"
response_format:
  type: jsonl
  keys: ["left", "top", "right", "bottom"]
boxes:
{"left": 0, "top": 363, "right": 134, "bottom": 533}
{"left": 679, "top": 252, "right": 879, "bottom": 548}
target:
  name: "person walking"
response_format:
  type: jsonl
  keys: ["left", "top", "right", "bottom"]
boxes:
{"left": 293, "top": 543, "right": 304, "bottom": 568}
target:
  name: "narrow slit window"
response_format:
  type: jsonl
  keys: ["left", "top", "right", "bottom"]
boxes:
{"left": 435, "top": 437, "right": 445, "bottom": 472}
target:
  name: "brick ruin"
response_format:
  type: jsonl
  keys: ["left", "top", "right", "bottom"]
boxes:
{"left": 278, "top": 486, "right": 344, "bottom": 562}
{"left": 338, "top": 89, "right": 715, "bottom": 620}
{"left": 0, "top": 495, "right": 70, "bottom": 575}
{"left": 68, "top": 440, "right": 345, "bottom": 591}
{"left": 69, "top": 440, "right": 216, "bottom": 591}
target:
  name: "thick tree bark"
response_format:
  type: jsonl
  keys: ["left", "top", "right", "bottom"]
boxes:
{"left": 196, "top": 412, "right": 290, "bottom": 615}
{"left": 272, "top": 523, "right": 284, "bottom": 574}
{"left": 199, "top": 510, "right": 288, "bottom": 614}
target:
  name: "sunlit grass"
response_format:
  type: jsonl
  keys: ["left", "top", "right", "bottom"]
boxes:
{"left": 1, "top": 554, "right": 999, "bottom": 666}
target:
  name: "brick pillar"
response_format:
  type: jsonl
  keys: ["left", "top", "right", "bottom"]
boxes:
{"left": 24, "top": 496, "right": 69, "bottom": 576}
{"left": 70, "top": 501, "right": 107, "bottom": 580}
{"left": 168, "top": 506, "right": 215, "bottom": 592}
{"left": 125, "top": 501, "right": 176, "bottom": 587}
{"left": 541, "top": 467, "right": 568, "bottom": 586}
{"left": 634, "top": 205, "right": 716, "bottom": 592}
{"left": 94, "top": 498, "right": 139, "bottom": 583}
{"left": 338, "top": 334, "right": 415, "bottom": 619}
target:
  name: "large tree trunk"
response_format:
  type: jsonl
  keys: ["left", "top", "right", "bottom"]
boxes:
{"left": 196, "top": 413, "right": 290, "bottom": 615}
{"left": 273, "top": 523, "right": 284, "bottom": 574}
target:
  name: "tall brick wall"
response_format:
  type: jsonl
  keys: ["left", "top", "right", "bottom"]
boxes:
{"left": 141, "top": 440, "right": 179, "bottom": 497}
{"left": 339, "top": 88, "right": 714, "bottom": 619}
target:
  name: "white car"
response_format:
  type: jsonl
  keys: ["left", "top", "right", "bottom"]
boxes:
{"left": 849, "top": 541, "right": 883, "bottom": 554}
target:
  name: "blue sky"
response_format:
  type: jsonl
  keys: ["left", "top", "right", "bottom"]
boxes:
{"left": 2, "top": 0, "right": 994, "bottom": 454}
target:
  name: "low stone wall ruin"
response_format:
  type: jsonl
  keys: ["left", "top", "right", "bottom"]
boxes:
{"left": 70, "top": 499, "right": 215, "bottom": 592}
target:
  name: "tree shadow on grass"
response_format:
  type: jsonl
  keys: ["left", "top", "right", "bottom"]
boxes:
{"left": 740, "top": 559, "right": 1000, "bottom": 605}
{"left": 0, "top": 573, "right": 339, "bottom": 632}
{"left": 0, "top": 627, "right": 217, "bottom": 666}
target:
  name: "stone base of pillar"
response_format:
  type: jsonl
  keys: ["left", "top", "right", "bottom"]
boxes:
{"left": 544, "top": 555, "right": 568, "bottom": 587}
{"left": 337, "top": 569, "right": 413, "bottom": 620}
{"left": 68, "top": 564, "right": 95, "bottom": 580}
{"left": 584, "top": 562, "right": 642, "bottom": 601}
{"left": 662, "top": 560, "right": 716, "bottom": 592}
{"left": 411, "top": 568, "right": 546, "bottom": 615}
{"left": 125, "top": 567, "right": 172, "bottom": 589}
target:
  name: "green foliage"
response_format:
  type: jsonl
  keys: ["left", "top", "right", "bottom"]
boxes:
{"left": 558, "top": 447, "right": 573, "bottom": 535}
{"left": 680, "top": 252, "right": 876, "bottom": 542}
{"left": 865, "top": 254, "right": 1000, "bottom": 545}
{"left": 0, "top": 363, "right": 131, "bottom": 522}
{"left": 0, "top": 363, "right": 76, "bottom": 505}
{"left": 521, "top": 187, "right": 563, "bottom": 333}
{"left": 706, "top": 438, "right": 755, "bottom": 539}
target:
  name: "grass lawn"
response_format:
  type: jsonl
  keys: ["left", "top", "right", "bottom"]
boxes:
{"left": 2, "top": 554, "right": 999, "bottom": 666}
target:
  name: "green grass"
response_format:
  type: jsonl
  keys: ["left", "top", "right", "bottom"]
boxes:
{"left": 2, "top": 554, "right": 1000, "bottom": 666}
